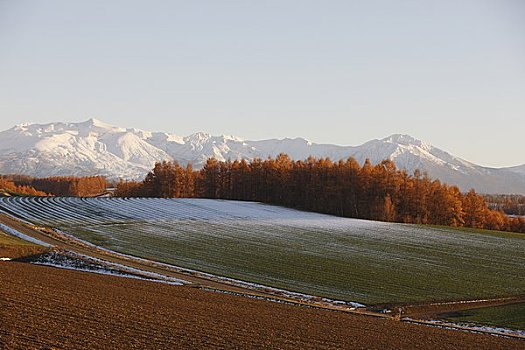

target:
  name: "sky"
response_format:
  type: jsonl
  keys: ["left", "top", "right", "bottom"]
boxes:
{"left": 0, "top": 0, "right": 524, "bottom": 168}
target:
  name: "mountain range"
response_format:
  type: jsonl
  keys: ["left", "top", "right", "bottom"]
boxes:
{"left": 0, "top": 118, "right": 524, "bottom": 194}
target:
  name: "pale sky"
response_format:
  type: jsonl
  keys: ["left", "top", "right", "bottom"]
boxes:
{"left": 0, "top": 0, "right": 524, "bottom": 167}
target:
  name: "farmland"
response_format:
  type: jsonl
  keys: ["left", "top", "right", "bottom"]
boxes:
{"left": 3, "top": 262, "right": 523, "bottom": 350}
{"left": 0, "top": 197, "right": 524, "bottom": 305}
{"left": 0, "top": 226, "right": 49, "bottom": 259}
{"left": 442, "top": 303, "right": 525, "bottom": 331}
{"left": 0, "top": 231, "right": 30, "bottom": 246}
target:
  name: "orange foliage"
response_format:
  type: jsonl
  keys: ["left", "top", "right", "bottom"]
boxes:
{"left": 114, "top": 156, "right": 525, "bottom": 234}
{"left": 0, "top": 178, "right": 48, "bottom": 196}
{"left": 2, "top": 175, "right": 108, "bottom": 197}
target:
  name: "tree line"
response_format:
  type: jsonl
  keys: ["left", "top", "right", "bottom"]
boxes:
{"left": 0, "top": 178, "right": 48, "bottom": 196}
{"left": 484, "top": 194, "right": 525, "bottom": 216}
{"left": 2, "top": 175, "right": 108, "bottom": 197}
{"left": 115, "top": 155, "right": 525, "bottom": 234}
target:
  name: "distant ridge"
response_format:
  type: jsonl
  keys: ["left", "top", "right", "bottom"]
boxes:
{"left": 0, "top": 118, "right": 524, "bottom": 194}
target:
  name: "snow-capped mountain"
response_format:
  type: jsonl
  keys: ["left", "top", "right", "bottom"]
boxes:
{"left": 506, "top": 164, "right": 525, "bottom": 176}
{"left": 0, "top": 118, "right": 524, "bottom": 194}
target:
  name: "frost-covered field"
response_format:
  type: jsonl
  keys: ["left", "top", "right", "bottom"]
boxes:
{"left": 1, "top": 197, "right": 524, "bottom": 304}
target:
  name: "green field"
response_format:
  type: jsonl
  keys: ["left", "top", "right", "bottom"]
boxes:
{"left": 0, "top": 197, "right": 524, "bottom": 305}
{"left": 443, "top": 303, "right": 525, "bottom": 330}
{"left": 0, "top": 231, "right": 35, "bottom": 246}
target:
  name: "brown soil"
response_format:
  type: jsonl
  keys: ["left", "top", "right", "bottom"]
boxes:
{"left": 0, "top": 244, "right": 49, "bottom": 260}
{"left": 0, "top": 230, "right": 49, "bottom": 259}
{"left": 0, "top": 214, "right": 266, "bottom": 292}
{"left": 4, "top": 213, "right": 524, "bottom": 321}
{"left": 1, "top": 262, "right": 524, "bottom": 350}
{"left": 0, "top": 214, "right": 382, "bottom": 313}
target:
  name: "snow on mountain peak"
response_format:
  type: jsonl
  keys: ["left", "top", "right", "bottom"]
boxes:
{"left": 382, "top": 133, "right": 433, "bottom": 153}
{"left": 13, "top": 122, "right": 31, "bottom": 131}
{"left": 221, "top": 134, "right": 244, "bottom": 142}
{"left": 383, "top": 134, "right": 421, "bottom": 145}
{"left": 76, "top": 118, "right": 125, "bottom": 133}
{"left": 85, "top": 117, "right": 105, "bottom": 126}
{"left": 0, "top": 120, "right": 523, "bottom": 194}
{"left": 187, "top": 132, "right": 211, "bottom": 141}
{"left": 507, "top": 164, "right": 525, "bottom": 175}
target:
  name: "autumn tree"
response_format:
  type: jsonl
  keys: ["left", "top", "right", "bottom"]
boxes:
{"left": 463, "top": 189, "right": 488, "bottom": 229}
{"left": 111, "top": 154, "right": 525, "bottom": 234}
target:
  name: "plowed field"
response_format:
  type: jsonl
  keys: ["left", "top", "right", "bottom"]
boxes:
{"left": 1, "top": 262, "right": 523, "bottom": 350}
{"left": 1, "top": 197, "right": 524, "bottom": 304}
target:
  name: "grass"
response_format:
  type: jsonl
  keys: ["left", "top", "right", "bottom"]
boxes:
{"left": 1, "top": 197, "right": 524, "bottom": 305}
{"left": 424, "top": 224, "right": 525, "bottom": 240}
{"left": 442, "top": 303, "right": 525, "bottom": 330}
{"left": 0, "top": 229, "right": 45, "bottom": 259}
{"left": 0, "top": 231, "right": 35, "bottom": 246}
{"left": 69, "top": 221, "right": 525, "bottom": 304}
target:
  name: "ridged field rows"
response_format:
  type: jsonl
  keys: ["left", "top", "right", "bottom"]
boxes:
{"left": 1, "top": 197, "right": 524, "bottom": 304}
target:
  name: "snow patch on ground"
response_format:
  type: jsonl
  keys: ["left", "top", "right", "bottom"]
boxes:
{"left": 407, "top": 319, "right": 525, "bottom": 338}
{"left": 52, "top": 227, "right": 365, "bottom": 309}
{"left": 0, "top": 223, "right": 52, "bottom": 247}
{"left": 33, "top": 250, "right": 186, "bottom": 286}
